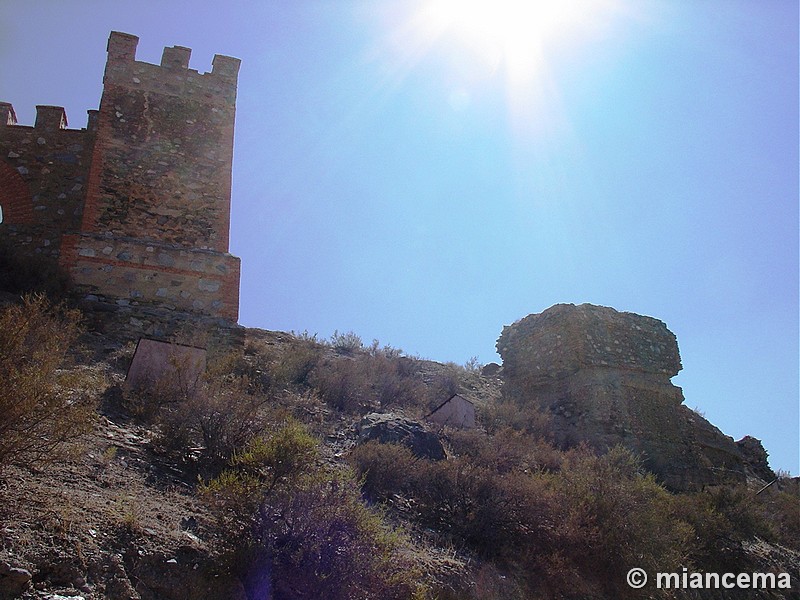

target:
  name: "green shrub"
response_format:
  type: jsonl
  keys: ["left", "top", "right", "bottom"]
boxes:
{"left": 0, "top": 295, "right": 94, "bottom": 470}
{"left": 231, "top": 419, "right": 319, "bottom": 492}
{"left": 202, "top": 421, "right": 427, "bottom": 599}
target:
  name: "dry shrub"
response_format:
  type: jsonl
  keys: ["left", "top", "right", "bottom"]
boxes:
{"left": 481, "top": 399, "right": 552, "bottom": 439}
{"left": 123, "top": 348, "right": 273, "bottom": 472}
{"left": 311, "top": 354, "right": 427, "bottom": 414}
{"left": 370, "top": 354, "right": 426, "bottom": 409}
{"left": 536, "top": 446, "right": 691, "bottom": 598}
{"left": 263, "top": 469, "right": 424, "bottom": 600}
{"left": 676, "top": 484, "right": 777, "bottom": 573}
{"left": 121, "top": 371, "right": 188, "bottom": 422}
{"left": 349, "top": 441, "right": 418, "bottom": 502}
{"left": 310, "top": 358, "right": 366, "bottom": 413}
{"left": 0, "top": 295, "right": 95, "bottom": 470}
{"left": 273, "top": 341, "right": 321, "bottom": 387}
{"left": 155, "top": 384, "right": 271, "bottom": 472}
{"left": 327, "top": 329, "right": 363, "bottom": 354}
{"left": 410, "top": 458, "right": 546, "bottom": 559}
{"left": 206, "top": 348, "right": 273, "bottom": 396}
{"left": 358, "top": 432, "right": 692, "bottom": 598}
{"left": 760, "top": 488, "right": 800, "bottom": 550}
{"left": 426, "top": 371, "right": 462, "bottom": 406}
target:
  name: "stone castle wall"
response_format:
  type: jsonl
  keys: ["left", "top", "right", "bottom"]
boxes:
{"left": 0, "top": 103, "right": 95, "bottom": 264}
{"left": 1, "top": 32, "right": 241, "bottom": 323}
{"left": 60, "top": 233, "right": 240, "bottom": 320}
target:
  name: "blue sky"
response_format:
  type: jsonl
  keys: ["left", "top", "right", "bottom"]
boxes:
{"left": 1, "top": 1, "right": 797, "bottom": 474}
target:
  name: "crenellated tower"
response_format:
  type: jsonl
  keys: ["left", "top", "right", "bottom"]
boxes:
{"left": 1, "top": 31, "right": 242, "bottom": 323}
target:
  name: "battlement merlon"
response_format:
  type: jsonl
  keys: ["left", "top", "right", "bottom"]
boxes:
{"left": 107, "top": 31, "right": 139, "bottom": 62}
{"left": 0, "top": 102, "right": 17, "bottom": 126}
{"left": 105, "top": 31, "right": 240, "bottom": 90}
{"left": 35, "top": 105, "right": 67, "bottom": 131}
{"left": 161, "top": 45, "right": 191, "bottom": 70}
{"left": 1, "top": 103, "right": 69, "bottom": 130}
{"left": 0, "top": 103, "right": 99, "bottom": 132}
{"left": 211, "top": 54, "right": 241, "bottom": 81}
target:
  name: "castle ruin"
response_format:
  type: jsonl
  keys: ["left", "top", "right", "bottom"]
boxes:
{"left": 0, "top": 31, "right": 241, "bottom": 323}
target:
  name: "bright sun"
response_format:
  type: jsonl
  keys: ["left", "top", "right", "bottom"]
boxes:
{"left": 375, "top": 0, "right": 624, "bottom": 135}
{"left": 396, "top": 0, "right": 622, "bottom": 134}
{"left": 418, "top": 0, "right": 616, "bottom": 86}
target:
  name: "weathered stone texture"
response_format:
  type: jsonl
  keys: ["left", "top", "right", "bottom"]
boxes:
{"left": 0, "top": 103, "right": 94, "bottom": 265}
{"left": 498, "top": 304, "right": 753, "bottom": 491}
{"left": 498, "top": 303, "right": 681, "bottom": 382}
{"left": 61, "top": 233, "right": 240, "bottom": 320}
{"left": 1, "top": 31, "right": 241, "bottom": 324}
{"left": 78, "top": 296, "right": 244, "bottom": 354}
{"left": 736, "top": 435, "right": 776, "bottom": 482}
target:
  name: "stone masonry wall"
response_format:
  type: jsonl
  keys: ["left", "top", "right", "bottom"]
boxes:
{"left": 61, "top": 233, "right": 240, "bottom": 321}
{"left": 498, "top": 303, "right": 681, "bottom": 382}
{"left": 79, "top": 32, "right": 238, "bottom": 252}
{"left": 0, "top": 103, "right": 95, "bottom": 263}
{"left": 2, "top": 31, "right": 242, "bottom": 325}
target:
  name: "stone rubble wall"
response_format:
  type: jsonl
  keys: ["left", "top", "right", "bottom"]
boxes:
{"left": 79, "top": 297, "right": 245, "bottom": 355}
{"left": 497, "top": 303, "right": 762, "bottom": 491}
{"left": 0, "top": 104, "right": 95, "bottom": 264}
{"left": 498, "top": 303, "right": 681, "bottom": 380}
{"left": 62, "top": 233, "right": 240, "bottom": 321}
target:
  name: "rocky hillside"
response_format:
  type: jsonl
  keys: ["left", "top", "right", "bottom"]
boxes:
{"left": 0, "top": 296, "right": 797, "bottom": 599}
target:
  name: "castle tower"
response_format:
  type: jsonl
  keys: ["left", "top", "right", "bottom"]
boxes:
{"left": 60, "top": 32, "right": 241, "bottom": 321}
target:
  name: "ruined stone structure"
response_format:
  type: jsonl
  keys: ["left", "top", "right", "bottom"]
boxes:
{"left": 0, "top": 32, "right": 241, "bottom": 322}
{"left": 497, "top": 303, "right": 773, "bottom": 491}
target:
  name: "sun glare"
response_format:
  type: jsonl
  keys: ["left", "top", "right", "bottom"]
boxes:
{"left": 423, "top": 0, "right": 606, "bottom": 84}
{"left": 396, "top": 0, "right": 624, "bottom": 135}
{"left": 372, "top": 0, "right": 624, "bottom": 137}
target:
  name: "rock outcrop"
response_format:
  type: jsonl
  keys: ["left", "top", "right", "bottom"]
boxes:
{"left": 737, "top": 435, "right": 776, "bottom": 482}
{"left": 358, "top": 413, "right": 446, "bottom": 460}
{"left": 497, "top": 304, "right": 758, "bottom": 491}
